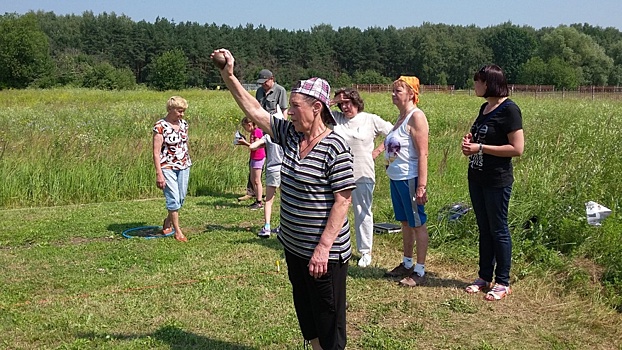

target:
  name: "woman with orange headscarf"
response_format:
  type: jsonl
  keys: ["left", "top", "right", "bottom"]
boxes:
{"left": 383, "top": 76, "right": 430, "bottom": 287}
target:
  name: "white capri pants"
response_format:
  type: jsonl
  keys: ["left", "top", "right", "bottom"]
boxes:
{"left": 352, "top": 182, "right": 375, "bottom": 254}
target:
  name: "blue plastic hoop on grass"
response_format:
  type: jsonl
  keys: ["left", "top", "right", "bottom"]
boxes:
{"left": 122, "top": 226, "right": 175, "bottom": 239}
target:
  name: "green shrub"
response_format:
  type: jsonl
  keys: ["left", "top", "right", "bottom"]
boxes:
{"left": 82, "top": 62, "right": 136, "bottom": 90}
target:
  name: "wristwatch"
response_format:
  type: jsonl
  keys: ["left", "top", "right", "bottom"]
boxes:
{"left": 478, "top": 143, "right": 483, "bottom": 155}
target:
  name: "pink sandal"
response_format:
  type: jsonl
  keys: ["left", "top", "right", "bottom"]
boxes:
{"left": 484, "top": 283, "right": 511, "bottom": 301}
{"left": 465, "top": 278, "right": 492, "bottom": 294}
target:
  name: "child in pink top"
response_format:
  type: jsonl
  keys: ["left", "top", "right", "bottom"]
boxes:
{"left": 237, "top": 117, "right": 266, "bottom": 209}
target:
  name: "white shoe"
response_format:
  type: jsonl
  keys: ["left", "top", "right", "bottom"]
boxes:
{"left": 358, "top": 253, "right": 372, "bottom": 267}
{"left": 257, "top": 227, "right": 271, "bottom": 238}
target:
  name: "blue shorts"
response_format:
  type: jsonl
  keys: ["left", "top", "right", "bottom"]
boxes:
{"left": 389, "top": 178, "right": 427, "bottom": 227}
{"left": 163, "top": 168, "right": 190, "bottom": 211}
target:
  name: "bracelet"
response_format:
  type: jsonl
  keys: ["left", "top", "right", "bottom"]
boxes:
{"left": 478, "top": 143, "right": 483, "bottom": 155}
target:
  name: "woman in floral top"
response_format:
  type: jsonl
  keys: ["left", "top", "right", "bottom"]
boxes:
{"left": 152, "top": 96, "right": 192, "bottom": 242}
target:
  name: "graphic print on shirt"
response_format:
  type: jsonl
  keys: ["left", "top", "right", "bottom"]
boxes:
{"left": 469, "top": 123, "right": 487, "bottom": 170}
{"left": 154, "top": 120, "right": 191, "bottom": 170}
{"left": 385, "top": 136, "right": 402, "bottom": 164}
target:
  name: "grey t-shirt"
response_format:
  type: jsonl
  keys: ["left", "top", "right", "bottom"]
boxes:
{"left": 256, "top": 82, "right": 288, "bottom": 114}
{"left": 264, "top": 113, "right": 284, "bottom": 172}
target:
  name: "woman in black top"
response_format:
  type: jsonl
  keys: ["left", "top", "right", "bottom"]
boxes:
{"left": 461, "top": 65, "right": 524, "bottom": 301}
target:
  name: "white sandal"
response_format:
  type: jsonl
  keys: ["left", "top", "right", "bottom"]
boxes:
{"left": 485, "top": 283, "right": 511, "bottom": 301}
{"left": 465, "top": 278, "right": 492, "bottom": 294}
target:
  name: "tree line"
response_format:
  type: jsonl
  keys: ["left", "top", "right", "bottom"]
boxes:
{"left": 2, "top": 11, "right": 622, "bottom": 91}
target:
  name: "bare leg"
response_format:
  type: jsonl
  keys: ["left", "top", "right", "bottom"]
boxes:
{"left": 310, "top": 338, "right": 322, "bottom": 350}
{"left": 168, "top": 210, "right": 187, "bottom": 242}
{"left": 264, "top": 185, "right": 277, "bottom": 225}
{"left": 401, "top": 221, "right": 416, "bottom": 258}
{"left": 414, "top": 224, "right": 429, "bottom": 264}
{"left": 250, "top": 167, "right": 263, "bottom": 203}
{"left": 163, "top": 217, "right": 172, "bottom": 231}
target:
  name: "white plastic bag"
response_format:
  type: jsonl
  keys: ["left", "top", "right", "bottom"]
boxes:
{"left": 233, "top": 130, "right": 245, "bottom": 145}
{"left": 585, "top": 201, "right": 612, "bottom": 226}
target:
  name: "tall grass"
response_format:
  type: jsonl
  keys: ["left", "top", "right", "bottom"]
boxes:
{"left": 1, "top": 88, "right": 621, "bottom": 307}
{"left": 0, "top": 89, "right": 245, "bottom": 206}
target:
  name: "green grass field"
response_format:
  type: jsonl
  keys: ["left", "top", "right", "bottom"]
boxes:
{"left": 0, "top": 89, "right": 621, "bottom": 349}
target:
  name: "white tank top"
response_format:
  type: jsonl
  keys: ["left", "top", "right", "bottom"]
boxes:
{"left": 384, "top": 108, "right": 419, "bottom": 180}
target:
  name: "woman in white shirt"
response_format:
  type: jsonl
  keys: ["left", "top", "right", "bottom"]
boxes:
{"left": 331, "top": 88, "right": 393, "bottom": 268}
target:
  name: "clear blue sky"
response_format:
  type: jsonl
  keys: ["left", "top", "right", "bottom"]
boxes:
{"left": 4, "top": 0, "right": 622, "bottom": 30}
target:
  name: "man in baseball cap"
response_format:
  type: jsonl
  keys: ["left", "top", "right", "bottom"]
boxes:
{"left": 235, "top": 69, "right": 289, "bottom": 203}
{"left": 256, "top": 69, "right": 273, "bottom": 84}
{"left": 256, "top": 69, "right": 288, "bottom": 115}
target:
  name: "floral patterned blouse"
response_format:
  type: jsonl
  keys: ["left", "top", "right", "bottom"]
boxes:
{"left": 153, "top": 119, "right": 192, "bottom": 170}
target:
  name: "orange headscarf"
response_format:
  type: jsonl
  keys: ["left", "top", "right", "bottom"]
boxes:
{"left": 395, "top": 76, "right": 420, "bottom": 104}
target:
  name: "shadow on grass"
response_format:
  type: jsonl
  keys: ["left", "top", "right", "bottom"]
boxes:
{"left": 78, "top": 324, "right": 256, "bottom": 349}
{"left": 194, "top": 188, "right": 244, "bottom": 200}
{"left": 348, "top": 267, "right": 466, "bottom": 289}
{"left": 106, "top": 222, "right": 151, "bottom": 236}
{"left": 238, "top": 236, "right": 284, "bottom": 252}
{"left": 202, "top": 225, "right": 284, "bottom": 253}
{"left": 203, "top": 224, "right": 255, "bottom": 235}
{"left": 411, "top": 271, "right": 467, "bottom": 289}
{"left": 196, "top": 198, "right": 260, "bottom": 209}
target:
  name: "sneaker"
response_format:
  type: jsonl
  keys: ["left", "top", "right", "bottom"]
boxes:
{"left": 358, "top": 253, "right": 372, "bottom": 268}
{"left": 384, "top": 263, "right": 414, "bottom": 278}
{"left": 271, "top": 226, "right": 281, "bottom": 234}
{"left": 257, "top": 227, "right": 270, "bottom": 238}
{"left": 249, "top": 201, "right": 264, "bottom": 210}
{"left": 398, "top": 272, "right": 426, "bottom": 287}
{"left": 238, "top": 194, "right": 254, "bottom": 201}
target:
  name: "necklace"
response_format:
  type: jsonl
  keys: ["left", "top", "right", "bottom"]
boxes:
{"left": 300, "top": 128, "right": 328, "bottom": 156}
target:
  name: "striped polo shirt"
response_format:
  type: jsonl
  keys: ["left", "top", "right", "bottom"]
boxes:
{"left": 271, "top": 116, "right": 355, "bottom": 262}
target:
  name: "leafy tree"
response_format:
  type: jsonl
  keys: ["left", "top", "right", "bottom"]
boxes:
{"left": 518, "top": 57, "right": 548, "bottom": 85}
{"left": 333, "top": 27, "right": 363, "bottom": 76}
{"left": 0, "top": 14, "right": 51, "bottom": 88}
{"left": 33, "top": 11, "right": 82, "bottom": 55}
{"left": 358, "top": 28, "right": 384, "bottom": 73}
{"left": 45, "top": 49, "right": 93, "bottom": 87}
{"left": 450, "top": 25, "right": 492, "bottom": 88}
{"left": 332, "top": 72, "right": 353, "bottom": 89}
{"left": 384, "top": 26, "right": 415, "bottom": 79}
{"left": 539, "top": 26, "right": 613, "bottom": 85}
{"left": 409, "top": 23, "right": 490, "bottom": 88}
{"left": 547, "top": 57, "right": 580, "bottom": 88}
{"left": 571, "top": 23, "right": 622, "bottom": 58}
{"left": 300, "top": 24, "right": 339, "bottom": 83}
{"left": 5, "top": 11, "right": 622, "bottom": 90}
{"left": 353, "top": 69, "right": 391, "bottom": 84}
{"left": 147, "top": 48, "right": 188, "bottom": 90}
{"left": 519, "top": 56, "right": 579, "bottom": 89}
{"left": 484, "top": 23, "right": 537, "bottom": 83}
{"left": 608, "top": 65, "right": 622, "bottom": 86}
{"left": 132, "top": 20, "right": 153, "bottom": 82}
{"left": 608, "top": 40, "right": 622, "bottom": 66}
{"left": 83, "top": 61, "right": 136, "bottom": 90}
